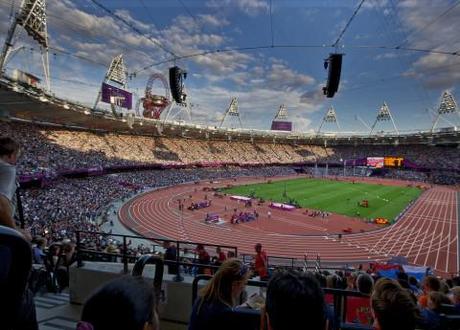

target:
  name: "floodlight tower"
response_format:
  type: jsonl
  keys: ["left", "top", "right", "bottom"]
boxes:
{"left": 431, "top": 91, "right": 459, "bottom": 132}
{"left": 369, "top": 102, "right": 399, "bottom": 135}
{"left": 317, "top": 106, "right": 340, "bottom": 133}
{"left": 219, "top": 97, "right": 243, "bottom": 129}
{"left": 93, "top": 54, "right": 128, "bottom": 112}
{"left": 0, "top": 0, "right": 51, "bottom": 91}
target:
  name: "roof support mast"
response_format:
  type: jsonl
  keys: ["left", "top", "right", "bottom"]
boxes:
{"left": 0, "top": 0, "right": 50, "bottom": 91}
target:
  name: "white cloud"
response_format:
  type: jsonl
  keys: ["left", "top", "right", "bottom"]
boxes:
{"left": 206, "top": 0, "right": 269, "bottom": 16}
{"left": 374, "top": 52, "right": 398, "bottom": 60}
{"left": 398, "top": 0, "right": 460, "bottom": 89}
{"left": 198, "top": 14, "right": 230, "bottom": 28}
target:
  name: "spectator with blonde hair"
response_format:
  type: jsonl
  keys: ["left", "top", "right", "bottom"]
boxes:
{"left": 188, "top": 258, "right": 250, "bottom": 330}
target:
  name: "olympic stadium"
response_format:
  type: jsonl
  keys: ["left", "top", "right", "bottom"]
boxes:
{"left": 0, "top": 1, "right": 460, "bottom": 329}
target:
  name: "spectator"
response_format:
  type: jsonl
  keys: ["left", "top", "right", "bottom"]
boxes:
{"left": 163, "top": 241, "right": 178, "bottom": 275}
{"left": 32, "top": 236, "right": 47, "bottom": 264}
{"left": 264, "top": 270, "right": 326, "bottom": 330}
{"left": 254, "top": 243, "right": 268, "bottom": 279}
{"left": 0, "top": 136, "right": 31, "bottom": 239}
{"left": 356, "top": 273, "right": 374, "bottom": 295}
{"left": 420, "top": 291, "right": 452, "bottom": 330}
{"left": 196, "top": 244, "right": 210, "bottom": 275}
{"left": 418, "top": 276, "right": 441, "bottom": 308}
{"left": 188, "top": 259, "right": 250, "bottom": 330}
{"left": 345, "top": 273, "right": 374, "bottom": 325}
{"left": 371, "top": 278, "right": 419, "bottom": 330}
{"left": 451, "top": 286, "right": 460, "bottom": 313}
{"left": 79, "top": 276, "right": 159, "bottom": 330}
{"left": 216, "top": 247, "right": 227, "bottom": 265}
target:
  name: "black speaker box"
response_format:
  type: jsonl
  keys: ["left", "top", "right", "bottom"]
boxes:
{"left": 323, "top": 53, "right": 343, "bottom": 98}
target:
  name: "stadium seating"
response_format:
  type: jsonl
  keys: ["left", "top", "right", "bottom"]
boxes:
{"left": 0, "top": 225, "right": 36, "bottom": 329}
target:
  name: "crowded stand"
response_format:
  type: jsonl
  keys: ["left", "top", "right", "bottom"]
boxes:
{"left": 1, "top": 122, "right": 460, "bottom": 329}
{"left": 2, "top": 121, "right": 460, "bottom": 176}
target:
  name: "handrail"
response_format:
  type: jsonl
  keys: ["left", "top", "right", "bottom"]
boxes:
{"left": 132, "top": 255, "right": 164, "bottom": 306}
{"left": 76, "top": 230, "right": 238, "bottom": 250}
{"left": 75, "top": 230, "right": 238, "bottom": 278}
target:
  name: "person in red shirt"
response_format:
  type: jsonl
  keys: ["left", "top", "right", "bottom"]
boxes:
{"left": 196, "top": 244, "right": 211, "bottom": 274}
{"left": 216, "top": 247, "right": 227, "bottom": 265}
{"left": 254, "top": 243, "right": 268, "bottom": 279}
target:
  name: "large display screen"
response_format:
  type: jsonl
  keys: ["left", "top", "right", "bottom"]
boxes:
{"left": 271, "top": 121, "right": 292, "bottom": 131}
{"left": 384, "top": 156, "right": 404, "bottom": 167}
{"left": 101, "top": 82, "right": 132, "bottom": 109}
{"left": 366, "top": 157, "right": 384, "bottom": 168}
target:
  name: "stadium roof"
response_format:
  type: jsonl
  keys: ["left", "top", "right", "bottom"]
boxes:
{"left": 0, "top": 0, "right": 459, "bottom": 133}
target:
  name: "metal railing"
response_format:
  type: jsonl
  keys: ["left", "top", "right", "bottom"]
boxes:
{"left": 75, "top": 230, "right": 237, "bottom": 281}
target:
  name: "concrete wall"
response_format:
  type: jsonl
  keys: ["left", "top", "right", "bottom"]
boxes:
{"left": 69, "top": 262, "right": 196, "bottom": 324}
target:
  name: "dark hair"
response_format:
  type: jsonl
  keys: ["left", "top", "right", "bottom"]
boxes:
{"left": 371, "top": 278, "right": 419, "bottom": 330}
{"left": 81, "top": 276, "right": 157, "bottom": 330}
{"left": 356, "top": 273, "right": 374, "bottom": 295}
{"left": 397, "top": 271, "right": 409, "bottom": 282}
{"left": 266, "top": 270, "right": 326, "bottom": 330}
{"left": 428, "top": 291, "right": 451, "bottom": 312}
{"left": 408, "top": 276, "right": 419, "bottom": 288}
{"left": 423, "top": 276, "right": 441, "bottom": 292}
{"left": 0, "top": 137, "right": 20, "bottom": 157}
{"left": 255, "top": 243, "right": 262, "bottom": 252}
{"left": 452, "top": 276, "right": 460, "bottom": 287}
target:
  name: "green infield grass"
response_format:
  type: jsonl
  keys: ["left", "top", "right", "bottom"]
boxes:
{"left": 222, "top": 178, "right": 422, "bottom": 221}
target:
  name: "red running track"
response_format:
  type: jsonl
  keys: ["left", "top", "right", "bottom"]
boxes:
{"left": 119, "top": 177, "right": 459, "bottom": 276}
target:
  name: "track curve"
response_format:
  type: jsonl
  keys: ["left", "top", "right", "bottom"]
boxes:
{"left": 119, "top": 176, "right": 459, "bottom": 276}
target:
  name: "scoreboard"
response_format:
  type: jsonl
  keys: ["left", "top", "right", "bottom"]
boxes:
{"left": 366, "top": 156, "right": 404, "bottom": 168}
{"left": 384, "top": 157, "right": 404, "bottom": 167}
{"left": 366, "top": 157, "right": 384, "bottom": 168}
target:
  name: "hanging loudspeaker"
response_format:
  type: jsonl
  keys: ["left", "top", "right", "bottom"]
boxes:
{"left": 322, "top": 53, "right": 343, "bottom": 98}
{"left": 169, "top": 66, "right": 187, "bottom": 104}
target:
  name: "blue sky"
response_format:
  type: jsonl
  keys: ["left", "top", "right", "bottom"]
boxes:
{"left": 0, "top": 0, "right": 459, "bottom": 132}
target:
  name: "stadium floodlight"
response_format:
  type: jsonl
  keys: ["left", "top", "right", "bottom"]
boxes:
{"left": 0, "top": 0, "right": 50, "bottom": 91}
{"left": 274, "top": 104, "right": 288, "bottom": 120}
{"left": 317, "top": 106, "right": 340, "bottom": 134}
{"left": 438, "top": 91, "right": 457, "bottom": 114}
{"left": 93, "top": 54, "right": 134, "bottom": 120}
{"left": 106, "top": 55, "right": 127, "bottom": 86}
{"left": 271, "top": 105, "right": 292, "bottom": 131}
{"left": 431, "top": 91, "right": 459, "bottom": 132}
{"left": 219, "top": 97, "right": 243, "bottom": 129}
{"left": 370, "top": 102, "right": 399, "bottom": 135}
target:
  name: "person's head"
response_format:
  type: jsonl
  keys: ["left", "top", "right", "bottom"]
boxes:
{"left": 356, "top": 273, "right": 374, "bottom": 295}
{"left": 255, "top": 243, "right": 262, "bottom": 253}
{"left": 79, "top": 276, "right": 158, "bottom": 330}
{"left": 34, "top": 237, "right": 47, "bottom": 249}
{"left": 451, "top": 286, "right": 460, "bottom": 304}
{"left": 0, "top": 137, "right": 20, "bottom": 165}
{"left": 408, "top": 276, "right": 419, "bottom": 288}
{"left": 427, "top": 291, "right": 451, "bottom": 312}
{"left": 199, "top": 258, "right": 249, "bottom": 308}
{"left": 371, "top": 278, "right": 419, "bottom": 330}
{"left": 397, "top": 271, "right": 409, "bottom": 282}
{"left": 265, "top": 270, "right": 326, "bottom": 330}
{"left": 452, "top": 276, "right": 460, "bottom": 287}
{"left": 422, "top": 276, "right": 441, "bottom": 293}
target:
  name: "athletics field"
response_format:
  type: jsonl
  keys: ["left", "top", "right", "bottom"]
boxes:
{"left": 222, "top": 178, "right": 422, "bottom": 221}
